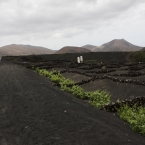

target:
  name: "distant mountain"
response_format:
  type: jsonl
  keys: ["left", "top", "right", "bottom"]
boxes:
{"left": 91, "top": 39, "right": 143, "bottom": 52}
{"left": 55, "top": 46, "right": 91, "bottom": 54}
{"left": 140, "top": 47, "right": 145, "bottom": 51}
{"left": 0, "top": 44, "right": 56, "bottom": 56}
{"left": 81, "top": 45, "right": 97, "bottom": 50}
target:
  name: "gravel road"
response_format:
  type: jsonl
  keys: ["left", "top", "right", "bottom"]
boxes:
{"left": 0, "top": 62, "right": 145, "bottom": 145}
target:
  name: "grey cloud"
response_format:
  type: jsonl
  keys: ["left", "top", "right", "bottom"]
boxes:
{"left": 0, "top": 0, "right": 145, "bottom": 48}
{"left": 105, "top": 0, "right": 144, "bottom": 12}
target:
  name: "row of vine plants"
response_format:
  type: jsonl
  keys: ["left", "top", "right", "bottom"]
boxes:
{"left": 35, "top": 68, "right": 145, "bottom": 136}
{"left": 36, "top": 68, "right": 111, "bottom": 107}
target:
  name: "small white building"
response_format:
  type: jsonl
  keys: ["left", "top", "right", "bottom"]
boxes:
{"left": 77, "top": 57, "right": 80, "bottom": 63}
{"left": 80, "top": 56, "right": 83, "bottom": 63}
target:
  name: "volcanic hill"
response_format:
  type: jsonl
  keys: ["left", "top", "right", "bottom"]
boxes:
{"left": 81, "top": 44, "right": 97, "bottom": 50}
{"left": 140, "top": 47, "right": 145, "bottom": 51}
{"left": 83, "top": 39, "right": 143, "bottom": 52}
{"left": 0, "top": 44, "right": 56, "bottom": 56}
{"left": 55, "top": 46, "right": 91, "bottom": 54}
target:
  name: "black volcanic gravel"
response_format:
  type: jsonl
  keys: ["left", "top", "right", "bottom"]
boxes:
{"left": 0, "top": 62, "right": 145, "bottom": 145}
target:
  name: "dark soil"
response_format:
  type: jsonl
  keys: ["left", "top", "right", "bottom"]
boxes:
{"left": 81, "top": 79, "right": 145, "bottom": 102}
{"left": 1, "top": 62, "right": 145, "bottom": 145}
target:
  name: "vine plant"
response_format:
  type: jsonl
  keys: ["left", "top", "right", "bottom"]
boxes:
{"left": 36, "top": 68, "right": 111, "bottom": 107}
{"left": 117, "top": 104, "right": 145, "bottom": 135}
{"left": 36, "top": 68, "right": 145, "bottom": 135}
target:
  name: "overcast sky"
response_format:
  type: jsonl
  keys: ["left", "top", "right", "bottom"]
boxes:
{"left": 0, "top": 0, "right": 145, "bottom": 50}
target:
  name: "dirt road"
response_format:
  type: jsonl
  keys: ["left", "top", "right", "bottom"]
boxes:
{"left": 0, "top": 62, "right": 145, "bottom": 145}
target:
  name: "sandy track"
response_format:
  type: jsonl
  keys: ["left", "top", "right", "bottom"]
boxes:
{"left": 0, "top": 62, "right": 145, "bottom": 145}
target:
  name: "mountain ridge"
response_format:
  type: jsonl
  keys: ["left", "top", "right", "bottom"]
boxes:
{"left": 0, "top": 44, "right": 56, "bottom": 56}
{"left": 81, "top": 44, "right": 97, "bottom": 50}
{"left": 82, "top": 39, "right": 143, "bottom": 52}
{"left": 0, "top": 39, "right": 144, "bottom": 56}
{"left": 55, "top": 46, "right": 91, "bottom": 54}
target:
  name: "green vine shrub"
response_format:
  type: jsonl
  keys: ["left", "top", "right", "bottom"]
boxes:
{"left": 36, "top": 68, "right": 111, "bottom": 107}
{"left": 117, "top": 104, "right": 145, "bottom": 135}
{"left": 36, "top": 68, "right": 145, "bottom": 135}
{"left": 88, "top": 90, "right": 111, "bottom": 107}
